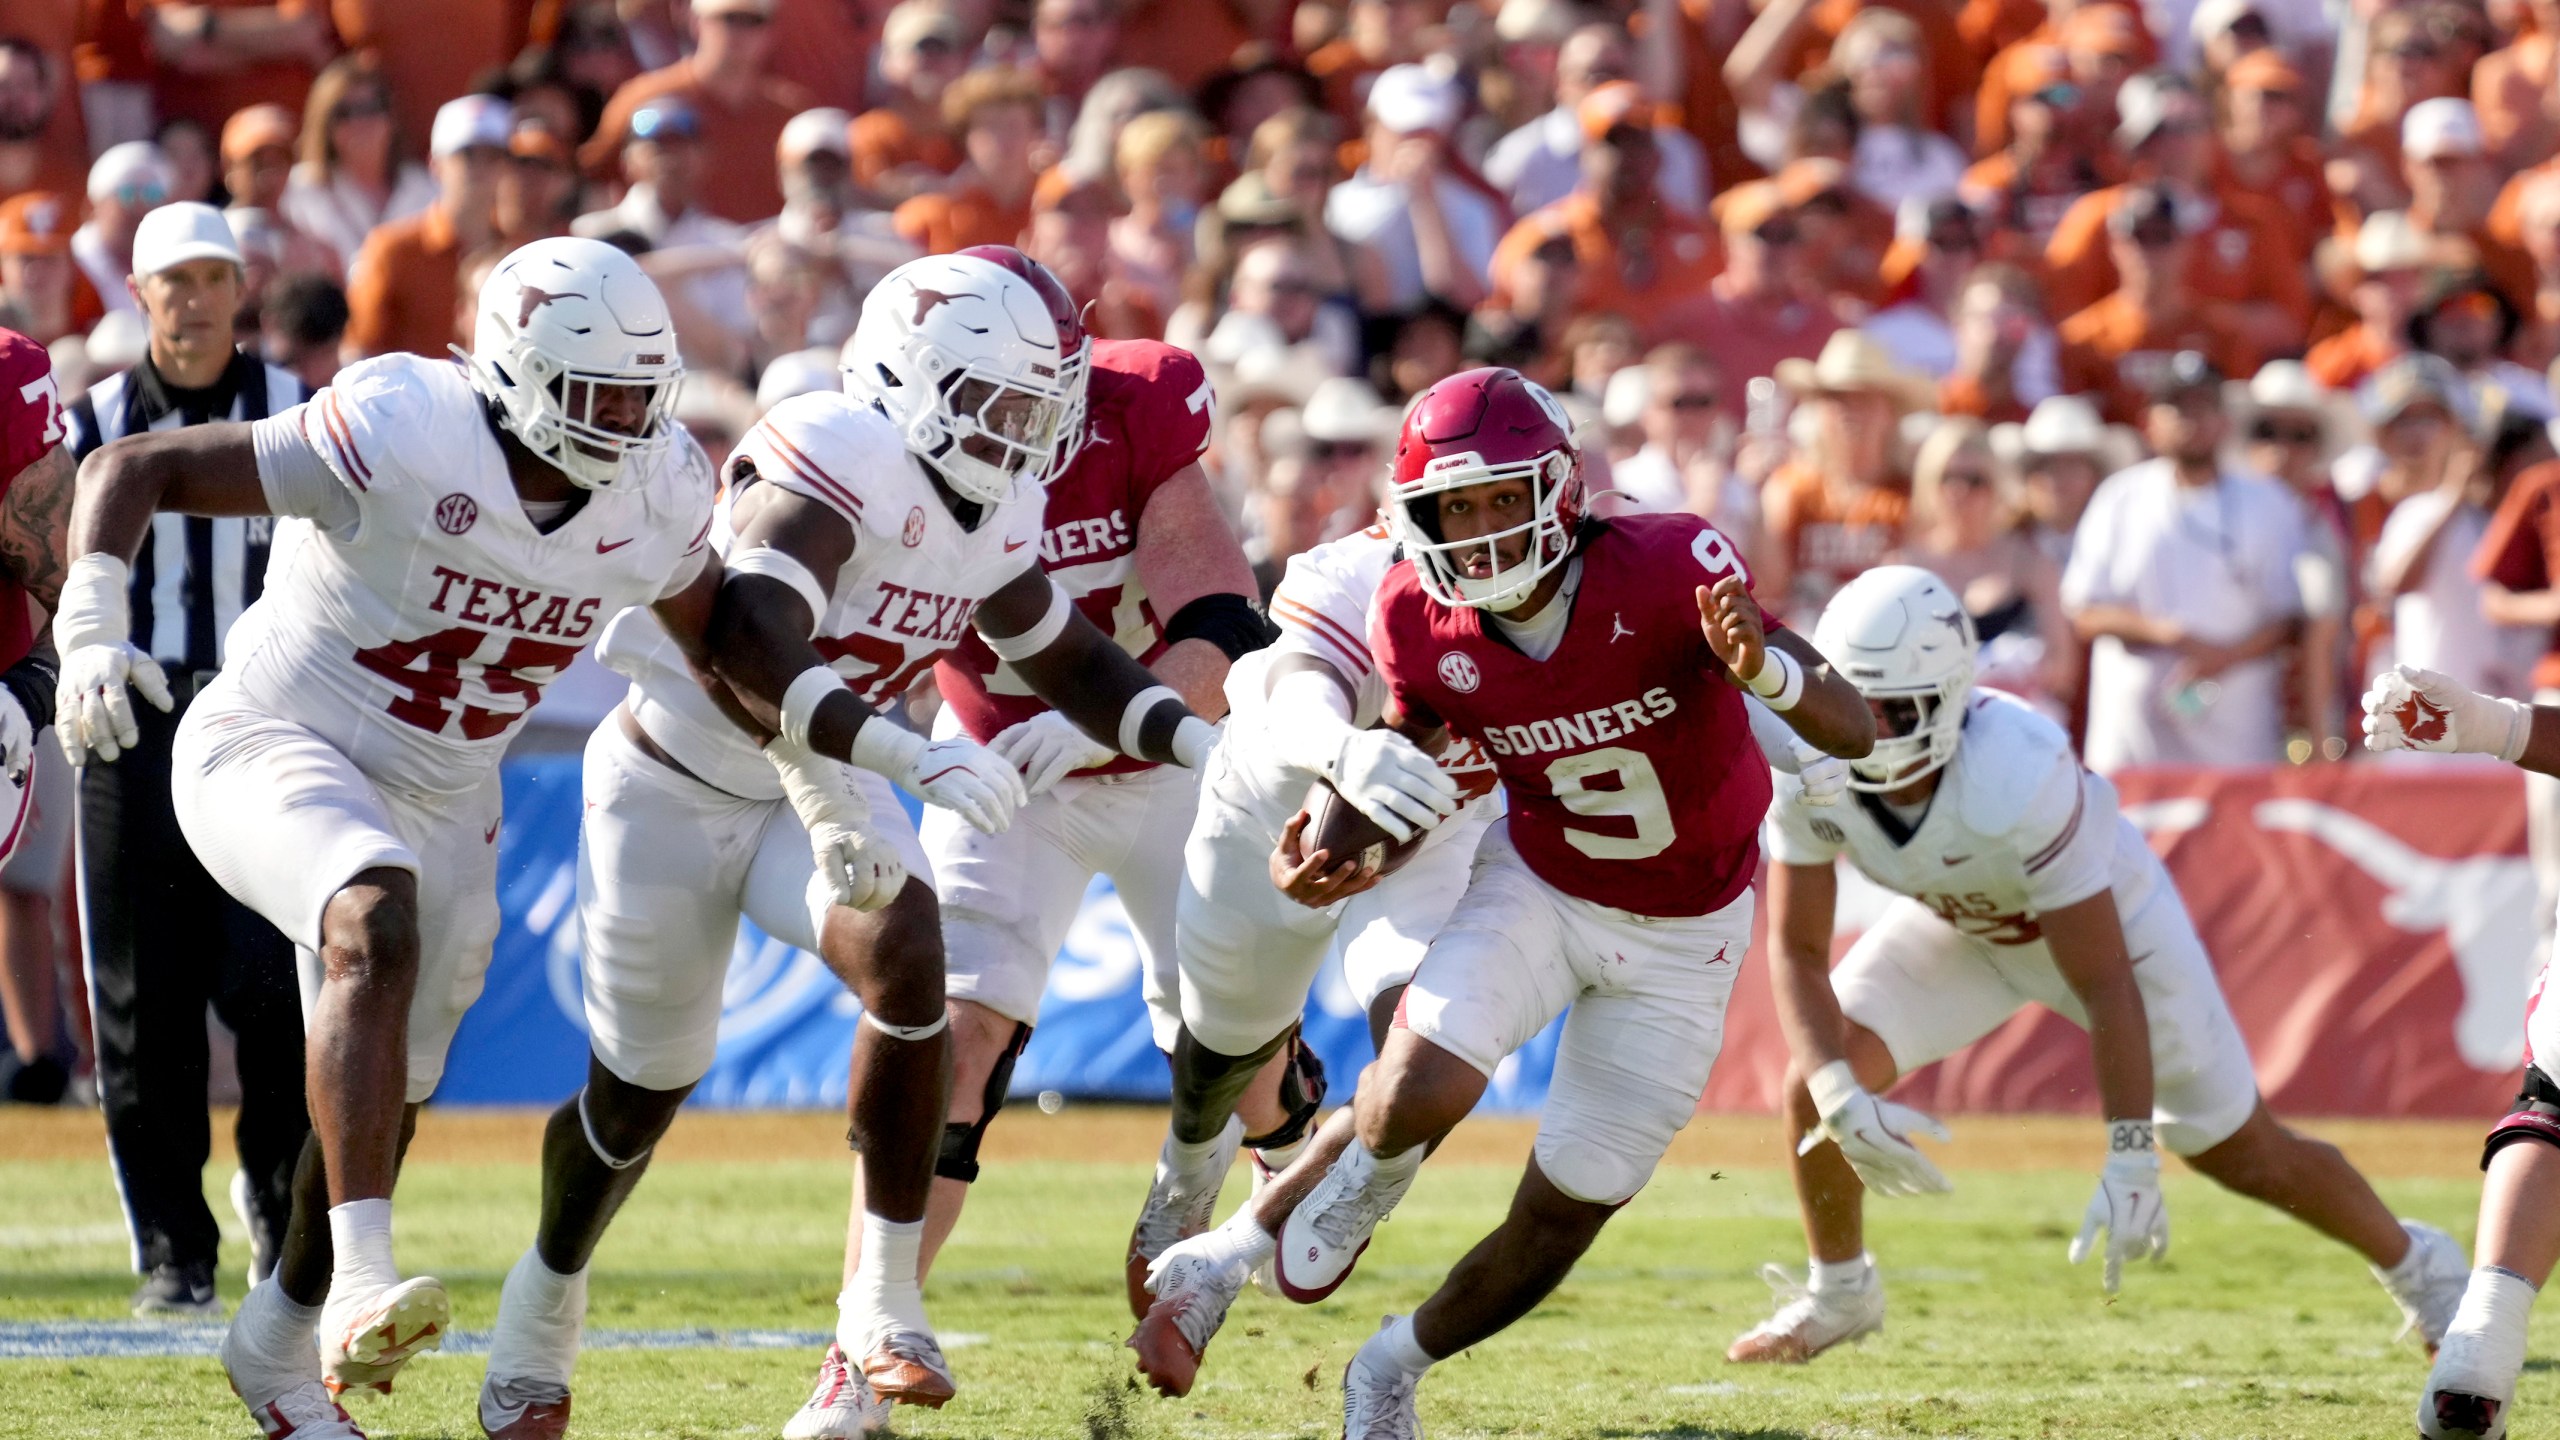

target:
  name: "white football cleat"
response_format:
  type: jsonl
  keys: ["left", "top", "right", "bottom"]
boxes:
{"left": 1124, "top": 1116, "right": 1243, "bottom": 1320}
{"left": 1341, "top": 1318, "right": 1424, "bottom": 1439}
{"left": 321, "top": 1275, "right": 450, "bottom": 1397}
{"left": 2380, "top": 1222, "right": 2470, "bottom": 1353}
{"left": 781, "top": 1343, "right": 889, "bottom": 1438}
{"left": 1128, "top": 1235, "right": 1252, "bottom": 1397}
{"left": 243, "top": 1380, "right": 368, "bottom": 1439}
{"left": 1276, "top": 1140, "right": 1415, "bottom": 1302}
{"left": 1725, "top": 1261, "right": 1884, "bottom": 1364}
{"left": 478, "top": 1375, "right": 571, "bottom": 1439}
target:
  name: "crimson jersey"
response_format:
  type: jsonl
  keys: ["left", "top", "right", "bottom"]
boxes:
{"left": 936, "top": 337, "right": 1216, "bottom": 775}
{"left": 0, "top": 330, "right": 60, "bottom": 670}
{"left": 1370, "top": 513, "right": 1777, "bottom": 917}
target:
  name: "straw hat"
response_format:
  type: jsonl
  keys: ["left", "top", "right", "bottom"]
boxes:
{"left": 1773, "top": 331, "right": 1936, "bottom": 413}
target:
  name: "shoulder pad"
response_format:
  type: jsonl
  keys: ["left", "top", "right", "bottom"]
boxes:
{"left": 738, "top": 392, "right": 909, "bottom": 529}
{"left": 1953, "top": 690, "right": 2080, "bottom": 838}
{"left": 309, "top": 354, "right": 475, "bottom": 492}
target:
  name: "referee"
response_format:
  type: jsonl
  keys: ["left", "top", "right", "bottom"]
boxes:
{"left": 64, "top": 203, "right": 308, "bottom": 1318}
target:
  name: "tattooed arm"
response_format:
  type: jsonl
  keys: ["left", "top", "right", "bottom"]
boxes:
{"left": 0, "top": 442, "right": 74, "bottom": 618}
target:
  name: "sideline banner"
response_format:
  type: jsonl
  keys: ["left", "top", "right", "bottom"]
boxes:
{"left": 439, "top": 757, "right": 2532, "bottom": 1119}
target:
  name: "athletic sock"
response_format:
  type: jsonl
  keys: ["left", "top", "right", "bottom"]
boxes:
{"left": 226, "top": 1277, "right": 323, "bottom": 1401}
{"left": 2438, "top": 1266, "right": 2538, "bottom": 1388}
{"left": 1202, "top": 1208, "right": 1279, "bottom": 1273}
{"left": 489, "top": 1247, "right": 588, "bottom": 1387}
{"left": 325, "top": 1198, "right": 399, "bottom": 1300}
{"left": 1368, "top": 1142, "right": 1423, "bottom": 1191}
{"left": 842, "top": 1214, "right": 930, "bottom": 1347}
{"left": 1358, "top": 1313, "right": 1437, "bottom": 1380}
{"left": 1164, "top": 1117, "right": 1240, "bottom": 1189}
{"left": 1810, "top": 1254, "right": 1873, "bottom": 1294}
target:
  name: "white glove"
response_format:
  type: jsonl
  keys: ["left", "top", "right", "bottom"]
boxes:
{"left": 2361, "top": 664, "right": 2532, "bottom": 761}
{"left": 1798, "top": 1060, "right": 1952, "bottom": 1197}
{"left": 1323, "top": 728, "right": 1460, "bottom": 842}
{"left": 0, "top": 686, "right": 31, "bottom": 786}
{"left": 2069, "top": 1120, "right": 2169, "bottom": 1293}
{"left": 989, "top": 710, "right": 1114, "bottom": 798}
{"left": 849, "top": 719, "right": 1027, "bottom": 835}
{"left": 53, "top": 554, "right": 172, "bottom": 767}
{"left": 769, "top": 738, "right": 904, "bottom": 912}
{"left": 1791, "top": 740, "right": 1848, "bottom": 807}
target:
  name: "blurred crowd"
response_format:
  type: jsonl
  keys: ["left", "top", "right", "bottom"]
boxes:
{"left": 12, "top": 0, "right": 2560, "bottom": 785}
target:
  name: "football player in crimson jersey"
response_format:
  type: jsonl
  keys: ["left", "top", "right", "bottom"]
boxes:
{"left": 1133, "top": 367, "right": 1874, "bottom": 1434}
{"left": 1734, "top": 566, "right": 2463, "bottom": 1373}
{"left": 0, "top": 328, "right": 74, "bottom": 1086}
{"left": 2365, "top": 663, "right": 2560, "bottom": 1439}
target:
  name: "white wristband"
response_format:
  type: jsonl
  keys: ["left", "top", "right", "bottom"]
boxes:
{"left": 1119, "top": 684, "right": 1182, "bottom": 757}
{"left": 2106, "top": 1118, "right": 2156, "bottom": 1162}
{"left": 53, "top": 553, "right": 133, "bottom": 654}
{"left": 778, "top": 665, "right": 843, "bottom": 750}
{"left": 725, "top": 545, "right": 830, "bottom": 635}
{"left": 1170, "top": 715, "right": 1216, "bottom": 769}
{"left": 848, "top": 714, "right": 927, "bottom": 776}
{"left": 1746, "top": 647, "right": 1804, "bottom": 711}
{"left": 1804, "top": 1059, "right": 1861, "bottom": 1121}
{"left": 982, "top": 582, "right": 1072, "bottom": 662}
{"left": 2494, "top": 696, "right": 2534, "bottom": 765}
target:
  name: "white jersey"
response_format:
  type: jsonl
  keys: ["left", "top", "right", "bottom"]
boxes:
{"left": 1764, "top": 688, "right": 2162, "bottom": 943}
{"left": 240, "top": 353, "right": 715, "bottom": 797}
{"left": 602, "top": 390, "right": 1045, "bottom": 800}
{"left": 1217, "top": 525, "right": 1498, "bottom": 835}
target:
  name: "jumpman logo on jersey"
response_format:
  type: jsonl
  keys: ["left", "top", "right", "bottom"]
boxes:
{"left": 515, "top": 285, "right": 585, "bottom": 327}
{"left": 1610, "top": 612, "right": 1634, "bottom": 643}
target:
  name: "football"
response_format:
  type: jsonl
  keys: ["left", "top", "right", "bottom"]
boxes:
{"left": 1301, "top": 776, "right": 1425, "bottom": 879}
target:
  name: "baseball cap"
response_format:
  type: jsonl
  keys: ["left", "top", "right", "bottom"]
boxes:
{"left": 628, "top": 100, "right": 702, "bottom": 145}
{"left": 219, "top": 104, "right": 298, "bottom": 164}
{"left": 1576, "top": 80, "right": 1650, "bottom": 144}
{"left": 2116, "top": 72, "right": 2203, "bottom": 150}
{"left": 1367, "top": 63, "right": 1462, "bottom": 135}
{"left": 2364, "top": 352, "right": 2470, "bottom": 425}
{"left": 883, "top": 0, "right": 964, "bottom": 51}
{"left": 2404, "top": 97, "right": 2485, "bottom": 161}
{"left": 779, "top": 107, "right": 853, "bottom": 163}
{"left": 130, "top": 201, "right": 245, "bottom": 277}
{"left": 2020, "top": 394, "right": 2109, "bottom": 455}
{"left": 2223, "top": 48, "right": 2303, "bottom": 94}
{"left": 2189, "top": 0, "right": 2269, "bottom": 47}
{"left": 2353, "top": 210, "right": 2429, "bottom": 273}
{"left": 1496, "top": 0, "right": 1580, "bottom": 44}
{"left": 86, "top": 141, "right": 173, "bottom": 206}
{"left": 508, "top": 124, "right": 573, "bottom": 166}
{"left": 2248, "top": 359, "right": 2327, "bottom": 413}
{"left": 692, "top": 0, "right": 776, "bottom": 15}
{"left": 0, "top": 192, "right": 75, "bottom": 257}
{"left": 430, "top": 94, "right": 513, "bottom": 159}
{"left": 2143, "top": 349, "right": 2224, "bottom": 401}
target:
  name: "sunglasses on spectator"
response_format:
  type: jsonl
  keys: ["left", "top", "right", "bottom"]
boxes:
{"left": 2250, "top": 418, "right": 2321, "bottom": 444}
{"left": 706, "top": 9, "right": 769, "bottom": 27}
{"left": 1754, "top": 221, "right": 1802, "bottom": 246}
{"left": 1943, "top": 470, "right": 1995, "bottom": 490}
{"left": 1666, "top": 392, "right": 1721, "bottom": 411}
{"left": 630, "top": 108, "right": 702, "bottom": 142}
{"left": 1264, "top": 276, "right": 1321, "bottom": 296}
{"left": 2228, "top": 13, "right": 2272, "bottom": 40}
{"left": 2031, "top": 83, "right": 2082, "bottom": 109}
{"left": 113, "top": 184, "right": 167, "bottom": 207}
{"left": 912, "top": 34, "right": 959, "bottom": 57}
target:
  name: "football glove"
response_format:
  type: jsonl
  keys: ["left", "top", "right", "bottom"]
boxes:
{"left": 2069, "top": 1120, "right": 2169, "bottom": 1293}
{"left": 849, "top": 720, "right": 1027, "bottom": 835}
{"left": 1792, "top": 739, "right": 1848, "bottom": 808}
{"left": 0, "top": 685, "right": 33, "bottom": 786}
{"left": 1798, "top": 1060, "right": 1952, "bottom": 1197}
{"left": 768, "top": 738, "right": 904, "bottom": 913}
{"left": 53, "top": 553, "right": 172, "bottom": 767}
{"left": 989, "top": 710, "right": 1114, "bottom": 798}
{"left": 2361, "top": 664, "right": 2531, "bottom": 762}
{"left": 1324, "top": 728, "right": 1460, "bottom": 843}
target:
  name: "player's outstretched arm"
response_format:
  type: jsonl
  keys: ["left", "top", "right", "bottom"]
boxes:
{"left": 1261, "top": 653, "right": 1457, "bottom": 842}
{"left": 2042, "top": 891, "right": 2168, "bottom": 1293}
{"left": 1697, "top": 576, "right": 1874, "bottom": 760}
{"left": 2361, "top": 663, "right": 2560, "bottom": 773}
{"left": 1770, "top": 861, "right": 1952, "bottom": 1196}
{"left": 977, "top": 565, "right": 1217, "bottom": 769}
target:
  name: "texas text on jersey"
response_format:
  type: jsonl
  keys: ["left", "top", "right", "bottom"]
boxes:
{"left": 934, "top": 338, "right": 1213, "bottom": 777}
{"left": 602, "top": 388, "right": 1048, "bottom": 801}
{"left": 1371, "top": 511, "right": 1775, "bottom": 918}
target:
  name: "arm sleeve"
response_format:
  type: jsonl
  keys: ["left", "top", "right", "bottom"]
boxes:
{"left": 1267, "top": 547, "right": 1377, "bottom": 684}
{"left": 252, "top": 406, "right": 363, "bottom": 538}
{"left": 2019, "top": 765, "right": 2115, "bottom": 912}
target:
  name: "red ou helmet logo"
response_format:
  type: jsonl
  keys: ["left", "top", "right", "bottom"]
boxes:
{"left": 435, "top": 493, "right": 479, "bottom": 535}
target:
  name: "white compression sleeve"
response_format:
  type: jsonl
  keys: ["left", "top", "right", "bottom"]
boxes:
{"left": 1264, "top": 665, "right": 1359, "bottom": 776}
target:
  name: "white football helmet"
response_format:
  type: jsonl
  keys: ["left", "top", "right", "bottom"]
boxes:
{"left": 456, "top": 236, "right": 684, "bottom": 490}
{"left": 839, "top": 247, "right": 1090, "bottom": 506}
{"left": 1811, "top": 565, "right": 1977, "bottom": 792}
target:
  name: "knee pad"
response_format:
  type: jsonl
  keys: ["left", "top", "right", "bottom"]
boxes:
{"left": 1171, "top": 1024, "right": 1291, "bottom": 1144}
{"left": 2483, "top": 1063, "right": 2560, "bottom": 1170}
{"left": 918, "top": 1021, "right": 1031, "bottom": 1184}
{"left": 1242, "top": 1030, "right": 1328, "bottom": 1152}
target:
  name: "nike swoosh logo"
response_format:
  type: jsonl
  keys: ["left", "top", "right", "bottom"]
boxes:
{"left": 485, "top": 820, "right": 500, "bottom": 844}
{"left": 1940, "top": 855, "right": 1971, "bottom": 866}
{"left": 482, "top": 1396, "right": 528, "bottom": 1427}
{"left": 596, "top": 537, "right": 634, "bottom": 553}
{"left": 1003, "top": 538, "right": 1028, "bottom": 552}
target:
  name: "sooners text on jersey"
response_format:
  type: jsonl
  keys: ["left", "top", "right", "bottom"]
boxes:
{"left": 1370, "top": 513, "right": 1774, "bottom": 917}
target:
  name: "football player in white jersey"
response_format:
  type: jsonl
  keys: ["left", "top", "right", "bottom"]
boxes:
{"left": 54, "top": 237, "right": 742, "bottom": 1440}
{"left": 1730, "top": 565, "right": 2467, "bottom": 1368}
{"left": 464, "top": 249, "right": 1220, "bottom": 1440}
{"left": 2362, "top": 663, "right": 2560, "bottom": 1439}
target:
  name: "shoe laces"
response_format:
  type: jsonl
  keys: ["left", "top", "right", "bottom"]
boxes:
{"left": 875, "top": 1328, "right": 949, "bottom": 1373}
{"left": 1749, "top": 1262, "right": 1830, "bottom": 1337}
{"left": 805, "top": 1344, "right": 857, "bottom": 1405}
{"left": 1343, "top": 1362, "right": 1420, "bottom": 1439}
{"left": 1161, "top": 1257, "right": 1242, "bottom": 1353}
{"left": 1307, "top": 1159, "right": 1399, "bottom": 1251}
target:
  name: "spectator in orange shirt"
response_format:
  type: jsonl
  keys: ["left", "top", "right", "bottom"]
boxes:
{"left": 1032, "top": 0, "right": 1122, "bottom": 124}
{"left": 1486, "top": 81, "right": 1723, "bottom": 343}
{"left": 1872, "top": 204, "right": 2062, "bottom": 420}
{"left": 327, "top": 0, "right": 520, "bottom": 157}
{"left": 0, "top": 37, "right": 83, "bottom": 201}
{"left": 587, "top": 0, "right": 813, "bottom": 225}
{"left": 1962, "top": 45, "right": 2108, "bottom": 258}
{"left": 892, "top": 67, "right": 1045, "bottom": 255}
{"left": 2399, "top": 98, "right": 2536, "bottom": 313}
{"left": 2214, "top": 49, "right": 2326, "bottom": 264}
{"left": 1977, "top": 1, "right": 2147, "bottom": 160}
{"left": 138, "top": 0, "right": 337, "bottom": 133}
{"left": 1760, "top": 328, "right": 1932, "bottom": 616}
{"left": 0, "top": 190, "right": 102, "bottom": 345}
{"left": 2306, "top": 210, "right": 2427, "bottom": 390}
{"left": 1305, "top": 0, "right": 1436, "bottom": 125}
{"left": 1657, "top": 180, "right": 1842, "bottom": 419}
{"left": 217, "top": 104, "right": 338, "bottom": 281}
{"left": 278, "top": 52, "right": 436, "bottom": 273}
{"left": 343, "top": 93, "right": 506, "bottom": 360}
{"left": 1939, "top": 263, "right": 2059, "bottom": 422}
{"left": 1483, "top": 21, "right": 1712, "bottom": 222}
{"left": 2409, "top": 267, "right": 2550, "bottom": 415}
{"left": 2058, "top": 184, "right": 2257, "bottom": 422}
{"left": 496, "top": 124, "right": 580, "bottom": 246}
{"left": 2332, "top": 4, "right": 2483, "bottom": 223}
{"left": 2473, "top": 0, "right": 2560, "bottom": 172}
{"left": 1027, "top": 166, "right": 1163, "bottom": 340}
{"left": 855, "top": 0, "right": 969, "bottom": 204}
{"left": 1731, "top": 0, "right": 1978, "bottom": 142}
{"left": 2043, "top": 72, "right": 2307, "bottom": 358}
{"left": 2515, "top": 172, "right": 2560, "bottom": 373}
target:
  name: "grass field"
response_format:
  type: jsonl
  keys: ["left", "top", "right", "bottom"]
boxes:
{"left": 0, "top": 1105, "right": 2545, "bottom": 1439}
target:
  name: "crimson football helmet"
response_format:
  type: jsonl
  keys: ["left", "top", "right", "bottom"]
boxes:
{"left": 1384, "top": 366, "right": 1585, "bottom": 609}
